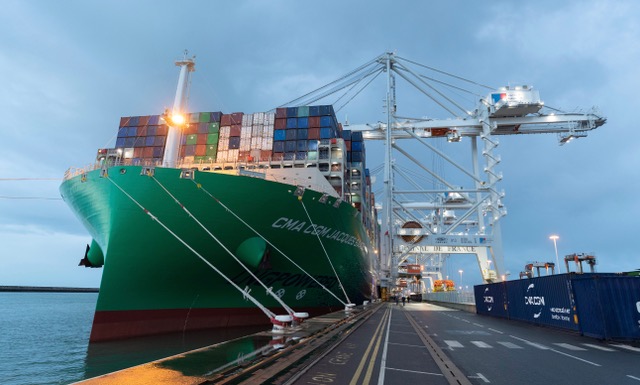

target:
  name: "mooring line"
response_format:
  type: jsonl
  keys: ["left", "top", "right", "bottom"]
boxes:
{"left": 105, "top": 175, "right": 277, "bottom": 320}
{"left": 299, "top": 198, "right": 352, "bottom": 305}
{"left": 151, "top": 175, "right": 300, "bottom": 318}
{"left": 190, "top": 177, "right": 349, "bottom": 307}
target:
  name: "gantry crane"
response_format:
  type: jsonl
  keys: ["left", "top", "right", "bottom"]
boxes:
{"left": 276, "top": 52, "right": 606, "bottom": 292}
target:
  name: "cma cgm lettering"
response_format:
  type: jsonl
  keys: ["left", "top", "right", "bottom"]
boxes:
{"left": 524, "top": 296, "right": 546, "bottom": 306}
{"left": 271, "top": 217, "right": 366, "bottom": 250}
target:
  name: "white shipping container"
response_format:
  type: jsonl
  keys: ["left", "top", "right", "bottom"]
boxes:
{"left": 263, "top": 126, "right": 273, "bottom": 137}
{"left": 266, "top": 113, "right": 275, "bottom": 125}
{"left": 241, "top": 126, "right": 252, "bottom": 138}
{"left": 251, "top": 137, "right": 260, "bottom": 149}
{"left": 228, "top": 149, "right": 239, "bottom": 161}
{"left": 218, "top": 137, "right": 229, "bottom": 149}
{"left": 251, "top": 125, "right": 262, "bottom": 137}
{"left": 242, "top": 114, "right": 253, "bottom": 125}
{"left": 220, "top": 126, "right": 231, "bottom": 137}
{"left": 240, "top": 138, "right": 251, "bottom": 151}
{"left": 216, "top": 150, "right": 228, "bottom": 162}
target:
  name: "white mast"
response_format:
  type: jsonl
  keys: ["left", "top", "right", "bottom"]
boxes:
{"left": 162, "top": 51, "right": 195, "bottom": 168}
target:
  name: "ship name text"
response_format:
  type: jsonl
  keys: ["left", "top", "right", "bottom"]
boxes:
{"left": 272, "top": 217, "right": 365, "bottom": 251}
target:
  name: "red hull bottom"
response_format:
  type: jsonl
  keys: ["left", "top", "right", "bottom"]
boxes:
{"left": 89, "top": 306, "right": 337, "bottom": 342}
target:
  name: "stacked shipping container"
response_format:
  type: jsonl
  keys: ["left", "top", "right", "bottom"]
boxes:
{"left": 273, "top": 105, "right": 340, "bottom": 161}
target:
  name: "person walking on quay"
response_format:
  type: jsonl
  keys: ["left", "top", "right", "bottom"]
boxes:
{"left": 401, "top": 296, "right": 406, "bottom": 306}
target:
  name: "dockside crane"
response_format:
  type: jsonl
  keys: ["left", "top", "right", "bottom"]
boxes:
{"left": 276, "top": 52, "right": 606, "bottom": 292}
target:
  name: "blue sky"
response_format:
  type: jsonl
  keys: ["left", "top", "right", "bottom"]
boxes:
{"left": 1, "top": 0, "right": 638, "bottom": 288}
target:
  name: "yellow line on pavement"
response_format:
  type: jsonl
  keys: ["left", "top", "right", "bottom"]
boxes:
{"left": 349, "top": 305, "right": 390, "bottom": 385}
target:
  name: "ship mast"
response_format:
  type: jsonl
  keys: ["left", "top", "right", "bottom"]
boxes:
{"left": 162, "top": 51, "right": 195, "bottom": 168}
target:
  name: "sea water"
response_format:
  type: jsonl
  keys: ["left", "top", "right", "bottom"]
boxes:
{"left": 0, "top": 292, "right": 265, "bottom": 385}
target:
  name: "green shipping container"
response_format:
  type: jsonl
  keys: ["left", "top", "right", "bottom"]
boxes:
{"left": 186, "top": 134, "right": 198, "bottom": 145}
{"left": 205, "top": 145, "right": 218, "bottom": 156}
{"left": 208, "top": 122, "right": 220, "bottom": 133}
{"left": 297, "top": 106, "right": 309, "bottom": 117}
{"left": 199, "top": 112, "right": 211, "bottom": 123}
{"left": 207, "top": 133, "right": 219, "bottom": 145}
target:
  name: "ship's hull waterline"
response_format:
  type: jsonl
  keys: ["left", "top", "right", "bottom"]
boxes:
{"left": 60, "top": 166, "right": 375, "bottom": 341}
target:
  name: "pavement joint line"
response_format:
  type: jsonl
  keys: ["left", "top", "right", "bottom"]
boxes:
{"left": 385, "top": 367, "right": 444, "bottom": 376}
{"left": 554, "top": 343, "right": 586, "bottom": 351}
{"left": 473, "top": 323, "right": 484, "bottom": 327}
{"left": 487, "top": 328, "right": 503, "bottom": 334}
{"left": 387, "top": 342, "right": 427, "bottom": 349}
{"left": 627, "top": 375, "right": 640, "bottom": 381}
{"left": 390, "top": 330, "right": 420, "bottom": 335}
{"left": 405, "top": 313, "right": 473, "bottom": 385}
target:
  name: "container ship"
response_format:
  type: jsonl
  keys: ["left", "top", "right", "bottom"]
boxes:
{"left": 60, "top": 56, "right": 379, "bottom": 342}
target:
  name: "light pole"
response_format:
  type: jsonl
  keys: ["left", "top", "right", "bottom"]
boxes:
{"left": 549, "top": 235, "right": 560, "bottom": 272}
{"left": 458, "top": 269, "right": 463, "bottom": 291}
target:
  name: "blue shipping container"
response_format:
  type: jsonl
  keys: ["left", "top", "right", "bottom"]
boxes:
{"left": 474, "top": 282, "right": 509, "bottom": 319}
{"left": 148, "top": 115, "right": 160, "bottom": 125}
{"left": 229, "top": 137, "right": 240, "bottom": 149}
{"left": 296, "top": 140, "right": 307, "bottom": 151}
{"left": 273, "top": 141, "right": 285, "bottom": 153}
{"left": 285, "top": 130, "right": 297, "bottom": 141}
{"left": 285, "top": 140, "right": 296, "bottom": 152}
{"left": 286, "top": 107, "right": 298, "bottom": 118}
{"left": 352, "top": 141, "right": 364, "bottom": 152}
{"left": 320, "top": 116, "right": 333, "bottom": 128}
{"left": 505, "top": 274, "right": 579, "bottom": 331}
{"left": 320, "top": 127, "right": 331, "bottom": 139}
{"left": 351, "top": 131, "right": 363, "bottom": 141}
{"left": 297, "top": 128, "right": 308, "bottom": 140}
{"left": 116, "top": 137, "right": 125, "bottom": 147}
{"left": 309, "top": 105, "right": 320, "bottom": 116}
{"left": 286, "top": 117, "right": 297, "bottom": 129}
{"left": 274, "top": 130, "right": 286, "bottom": 141}
{"left": 145, "top": 136, "right": 155, "bottom": 146}
{"left": 573, "top": 275, "right": 640, "bottom": 340}
{"left": 319, "top": 105, "right": 334, "bottom": 116}
{"left": 342, "top": 130, "right": 352, "bottom": 140}
{"left": 308, "top": 140, "right": 318, "bottom": 151}
{"left": 297, "top": 117, "right": 309, "bottom": 128}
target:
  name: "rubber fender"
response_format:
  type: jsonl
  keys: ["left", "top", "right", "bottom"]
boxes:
{"left": 235, "top": 237, "right": 267, "bottom": 268}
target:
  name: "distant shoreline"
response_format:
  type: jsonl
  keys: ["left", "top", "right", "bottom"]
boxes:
{"left": 0, "top": 286, "right": 98, "bottom": 293}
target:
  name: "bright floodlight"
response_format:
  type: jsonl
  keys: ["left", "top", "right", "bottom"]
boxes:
{"left": 170, "top": 113, "right": 186, "bottom": 126}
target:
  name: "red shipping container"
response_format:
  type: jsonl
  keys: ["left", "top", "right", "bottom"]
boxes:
{"left": 138, "top": 126, "right": 147, "bottom": 136}
{"left": 179, "top": 146, "right": 185, "bottom": 157}
{"left": 230, "top": 125, "right": 241, "bottom": 137}
{"left": 139, "top": 116, "right": 150, "bottom": 126}
{"left": 407, "top": 264, "right": 422, "bottom": 274}
{"left": 309, "top": 116, "right": 320, "bottom": 128}
{"left": 274, "top": 118, "right": 287, "bottom": 130}
{"left": 183, "top": 123, "right": 197, "bottom": 135}
{"left": 275, "top": 108, "right": 287, "bottom": 119}
{"left": 134, "top": 147, "right": 143, "bottom": 158}
{"left": 345, "top": 140, "right": 351, "bottom": 151}
{"left": 260, "top": 150, "right": 272, "bottom": 161}
{"left": 157, "top": 125, "right": 169, "bottom": 135}
{"left": 197, "top": 134, "right": 207, "bottom": 145}
{"left": 143, "top": 147, "right": 154, "bottom": 158}
{"left": 119, "top": 117, "right": 130, "bottom": 127}
{"left": 238, "top": 150, "right": 251, "bottom": 162}
{"left": 308, "top": 127, "right": 320, "bottom": 139}
{"left": 195, "top": 145, "right": 206, "bottom": 156}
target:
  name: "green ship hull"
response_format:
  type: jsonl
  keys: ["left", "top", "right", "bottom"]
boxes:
{"left": 60, "top": 165, "right": 375, "bottom": 341}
